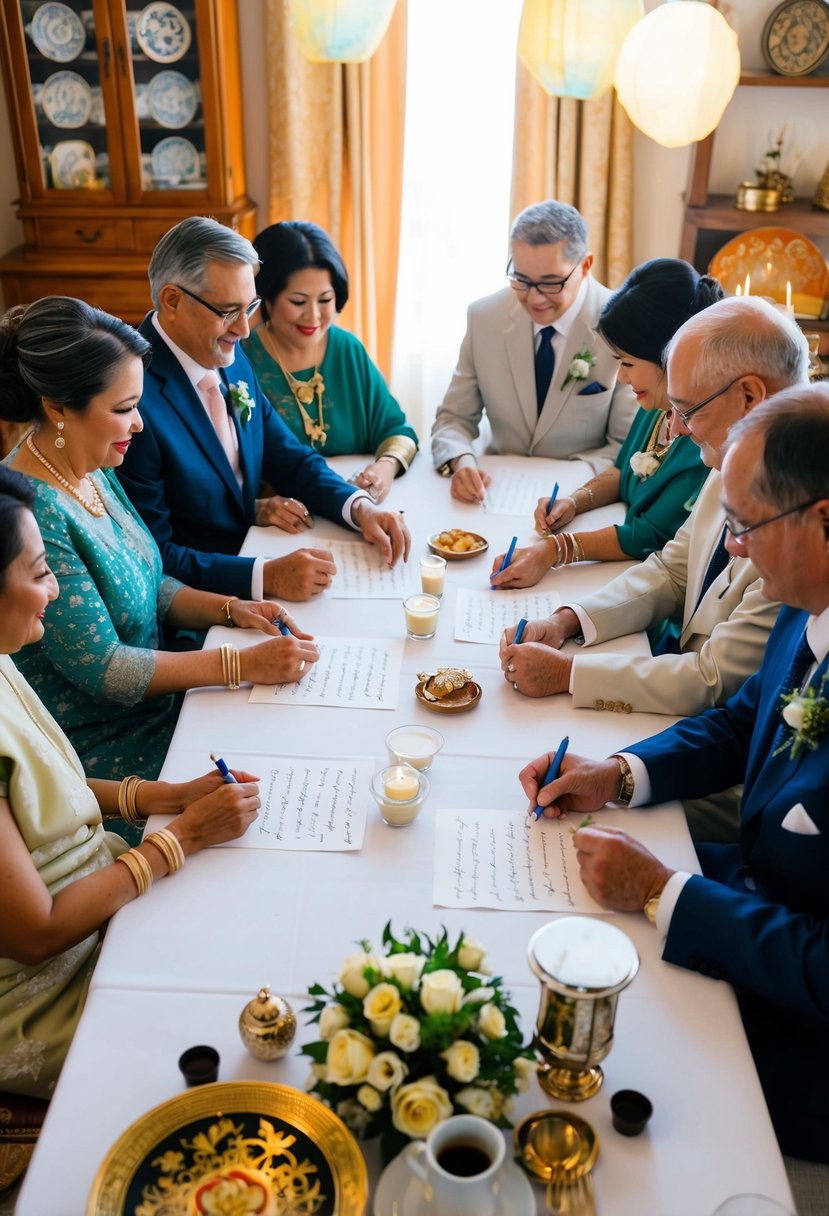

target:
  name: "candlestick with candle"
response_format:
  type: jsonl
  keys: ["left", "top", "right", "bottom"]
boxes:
{"left": 744, "top": 273, "right": 751, "bottom": 297}
{"left": 370, "top": 764, "right": 430, "bottom": 826}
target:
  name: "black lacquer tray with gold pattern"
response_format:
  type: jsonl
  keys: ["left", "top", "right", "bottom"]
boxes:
{"left": 86, "top": 1081, "right": 367, "bottom": 1215}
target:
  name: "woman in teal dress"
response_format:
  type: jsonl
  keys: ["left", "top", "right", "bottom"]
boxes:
{"left": 0, "top": 298, "right": 320, "bottom": 807}
{"left": 243, "top": 221, "right": 417, "bottom": 519}
{"left": 490, "top": 259, "right": 723, "bottom": 597}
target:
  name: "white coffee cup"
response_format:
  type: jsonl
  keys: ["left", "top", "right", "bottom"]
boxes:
{"left": 405, "top": 1114, "right": 505, "bottom": 1216}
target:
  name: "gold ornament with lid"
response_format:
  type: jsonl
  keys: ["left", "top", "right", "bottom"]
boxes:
{"left": 239, "top": 986, "right": 297, "bottom": 1060}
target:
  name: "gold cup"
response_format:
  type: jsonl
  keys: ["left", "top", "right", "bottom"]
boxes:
{"left": 735, "top": 182, "right": 782, "bottom": 212}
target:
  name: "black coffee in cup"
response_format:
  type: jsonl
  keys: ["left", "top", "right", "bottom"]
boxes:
{"left": 437, "top": 1141, "right": 492, "bottom": 1177}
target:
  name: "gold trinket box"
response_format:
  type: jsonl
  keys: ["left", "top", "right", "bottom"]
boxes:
{"left": 238, "top": 986, "right": 296, "bottom": 1060}
{"left": 735, "top": 182, "right": 782, "bottom": 212}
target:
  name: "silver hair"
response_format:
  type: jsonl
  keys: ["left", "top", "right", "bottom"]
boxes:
{"left": 510, "top": 201, "right": 588, "bottom": 263}
{"left": 665, "top": 296, "right": 809, "bottom": 392}
{"left": 724, "top": 383, "right": 829, "bottom": 511}
{"left": 148, "top": 216, "right": 260, "bottom": 309}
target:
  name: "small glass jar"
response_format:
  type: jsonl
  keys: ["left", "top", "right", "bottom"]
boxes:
{"left": 385, "top": 724, "right": 444, "bottom": 771}
{"left": 403, "top": 593, "right": 440, "bottom": 640}
{"left": 370, "top": 764, "right": 430, "bottom": 827}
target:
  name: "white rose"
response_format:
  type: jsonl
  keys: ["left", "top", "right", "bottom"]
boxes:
{"left": 782, "top": 702, "right": 806, "bottom": 730}
{"left": 389, "top": 1013, "right": 421, "bottom": 1053}
{"left": 326, "top": 1028, "right": 375, "bottom": 1086}
{"left": 455, "top": 1086, "right": 495, "bottom": 1119}
{"left": 462, "top": 986, "right": 495, "bottom": 1006}
{"left": 339, "top": 951, "right": 382, "bottom": 998}
{"left": 629, "top": 451, "right": 660, "bottom": 479}
{"left": 420, "top": 969, "right": 464, "bottom": 1015}
{"left": 457, "top": 937, "right": 490, "bottom": 974}
{"left": 357, "top": 1083, "right": 383, "bottom": 1112}
{"left": 363, "top": 982, "right": 403, "bottom": 1037}
{"left": 392, "top": 1076, "right": 453, "bottom": 1138}
{"left": 383, "top": 951, "right": 426, "bottom": 990}
{"left": 368, "top": 1050, "right": 409, "bottom": 1092}
{"left": 478, "top": 1003, "right": 507, "bottom": 1040}
{"left": 514, "top": 1056, "right": 536, "bottom": 1092}
{"left": 570, "top": 357, "right": 590, "bottom": 380}
{"left": 441, "top": 1040, "right": 480, "bottom": 1083}
{"left": 319, "top": 1002, "right": 350, "bottom": 1040}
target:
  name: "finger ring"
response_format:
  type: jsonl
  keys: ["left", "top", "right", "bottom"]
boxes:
{"left": 299, "top": 660, "right": 306, "bottom": 673}
{"left": 277, "top": 607, "right": 287, "bottom": 624}
{"left": 507, "top": 663, "right": 515, "bottom": 673}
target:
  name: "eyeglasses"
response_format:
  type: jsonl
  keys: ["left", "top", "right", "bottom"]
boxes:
{"left": 725, "top": 498, "right": 820, "bottom": 540}
{"left": 175, "top": 283, "right": 261, "bottom": 326}
{"left": 667, "top": 375, "right": 743, "bottom": 427}
{"left": 506, "top": 260, "right": 579, "bottom": 299}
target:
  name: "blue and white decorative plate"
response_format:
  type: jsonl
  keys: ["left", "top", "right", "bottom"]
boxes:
{"left": 89, "top": 85, "right": 104, "bottom": 125}
{"left": 30, "top": 3, "right": 86, "bottom": 62}
{"left": 42, "top": 70, "right": 92, "bottom": 128}
{"left": 151, "top": 134, "right": 199, "bottom": 183}
{"left": 50, "top": 139, "right": 96, "bottom": 188}
{"left": 148, "top": 70, "right": 197, "bottom": 128}
{"left": 135, "top": 2, "right": 192, "bottom": 63}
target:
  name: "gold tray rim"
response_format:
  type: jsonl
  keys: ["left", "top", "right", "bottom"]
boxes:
{"left": 427, "top": 531, "right": 489, "bottom": 560}
{"left": 513, "top": 1107, "right": 599, "bottom": 1182}
{"left": 85, "top": 1080, "right": 367, "bottom": 1215}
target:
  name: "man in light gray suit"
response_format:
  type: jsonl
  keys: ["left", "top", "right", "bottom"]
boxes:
{"left": 431, "top": 201, "right": 637, "bottom": 502}
{"left": 500, "top": 297, "right": 809, "bottom": 841}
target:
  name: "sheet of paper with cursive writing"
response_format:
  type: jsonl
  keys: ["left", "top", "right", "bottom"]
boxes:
{"left": 159, "top": 750, "right": 371, "bottom": 850}
{"left": 454, "top": 589, "right": 561, "bottom": 644}
{"left": 480, "top": 470, "right": 555, "bottom": 516}
{"left": 248, "top": 637, "right": 404, "bottom": 709}
{"left": 433, "top": 808, "right": 604, "bottom": 912}
{"left": 324, "top": 540, "right": 412, "bottom": 598}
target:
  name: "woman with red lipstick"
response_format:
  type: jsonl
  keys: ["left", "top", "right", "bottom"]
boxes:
{"left": 244, "top": 221, "right": 417, "bottom": 510}
{"left": 489, "top": 259, "right": 722, "bottom": 591}
{"left": 0, "top": 298, "right": 319, "bottom": 833}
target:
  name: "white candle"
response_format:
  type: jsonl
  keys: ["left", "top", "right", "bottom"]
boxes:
{"left": 403, "top": 593, "right": 440, "bottom": 639}
{"left": 383, "top": 766, "right": 420, "bottom": 801}
{"left": 786, "top": 280, "right": 793, "bottom": 313}
{"left": 420, "top": 555, "right": 446, "bottom": 597}
{"left": 386, "top": 725, "right": 444, "bottom": 770}
{"left": 371, "top": 764, "right": 429, "bottom": 827}
{"left": 744, "top": 273, "right": 751, "bottom": 297}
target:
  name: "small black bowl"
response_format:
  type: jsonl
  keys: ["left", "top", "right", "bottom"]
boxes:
{"left": 178, "top": 1045, "right": 220, "bottom": 1087}
{"left": 610, "top": 1089, "right": 653, "bottom": 1137}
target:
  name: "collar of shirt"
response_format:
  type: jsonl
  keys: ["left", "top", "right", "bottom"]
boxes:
{"left": 806, "top": 603, "right": 829, "bottom": 668}
{"left": 532, "top": 274, "right": 589, "bottom": 347}
{"left": 151, "top": 312, "right": 220, "bottom": 392}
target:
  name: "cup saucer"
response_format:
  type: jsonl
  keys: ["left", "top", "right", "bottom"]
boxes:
{"left": 373, "top": 1148, "right": 535, "bottom": 1216}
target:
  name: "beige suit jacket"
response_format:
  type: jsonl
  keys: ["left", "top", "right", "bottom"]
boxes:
{"left": 430, "top": 279, "right": 636, "bottom": 474}
{"left": 570, "top": 472, "right": 781, "bottom": 716}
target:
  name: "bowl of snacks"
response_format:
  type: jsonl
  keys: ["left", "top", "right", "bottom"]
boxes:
{"left": 415, "top": 667, "right": 482, "bottom": 714}
{"left": 428, "top": 529, "right": 488, "bottom": 560}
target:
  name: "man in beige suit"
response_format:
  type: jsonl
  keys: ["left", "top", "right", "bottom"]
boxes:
{"left": 431, "top": 201, "right": 637, "bottom": 501}
{"left": 500, "top": 297, "right": 809, "bottom": 838}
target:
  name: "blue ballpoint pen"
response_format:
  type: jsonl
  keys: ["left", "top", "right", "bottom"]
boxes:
{"left": 513, "top": 617, "right": 528, "bottom": 645}
{"left": 277, "top": 621, "right": 291, "bottom": 636}
{"left": 491, "top": 535, "right": 518, "bottom": 587}
{"left": 548, "top": 481, "right": 559, "bottom": 515}
{"left": 531, "top": 735, "right": 569, "bottom": 820}
{"left": 210, "top": 753, "right": 237, "bottom": 784}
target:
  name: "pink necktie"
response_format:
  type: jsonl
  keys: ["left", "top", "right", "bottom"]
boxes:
{"left": 198, "top": 372, "right": 237, "bottom": 470}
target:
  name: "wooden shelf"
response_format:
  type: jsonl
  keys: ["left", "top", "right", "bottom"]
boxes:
{"left": 684, "top": 195, "right": 829, "bottom": 236}
{"left": 738, "top": 69, "right": 829, "bottom": 87}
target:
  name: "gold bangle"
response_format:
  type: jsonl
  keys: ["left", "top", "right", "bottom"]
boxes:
{"left": 374, "top": 435, "right": 417, "bottom": 472}
{"left": 145, "top": 828, "right": 186, "bottom": 875}
{"left": 116, "top": 847, "right": 154, "bottom": 896}
{"left": 221, "top": 642, "right": 241, "bottom": 689}
{"left": 118, "top": 775, "right": 146, "bottom": 826}
{"left": 221, "top": 596, "right": 238, "bottom": 627}
{"left": 611, "top": 754, "right": 635, "bottom": 804}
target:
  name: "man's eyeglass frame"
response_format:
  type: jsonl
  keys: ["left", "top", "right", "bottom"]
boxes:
{"left": 725, "top": 498, "right": 821, "bottom": 541}
{"left": 667, "top": 375, "right": 744, "bottom": 427}
{"left": 506, "top": 260, "right": 579, "bottom": 299}
{"left": 175, "top": 283, "right": 261, "bottom": 327}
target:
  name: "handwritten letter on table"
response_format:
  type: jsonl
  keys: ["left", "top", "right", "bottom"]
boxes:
{"left": 249, "top": 637, "right": 404, "bottom": 709}
{"left": 454, "top": 589, "right": 562, "bottom": 644}
{"left": 325, "top": 540, "right": 411, "bottom": 598}
{"left": 433, "top": 808, "right": 602, "bottom": 913}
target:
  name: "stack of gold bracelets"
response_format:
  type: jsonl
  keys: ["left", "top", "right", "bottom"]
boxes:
{"left": 221, "top": 643, "right": 241, "bottom": 689}
{"left": 114, "top": 775, "right": 187, "bottom": 896}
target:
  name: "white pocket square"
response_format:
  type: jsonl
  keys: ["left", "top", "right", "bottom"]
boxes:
{"left": 781, "top": 803, "right": 821, "bottom": 836}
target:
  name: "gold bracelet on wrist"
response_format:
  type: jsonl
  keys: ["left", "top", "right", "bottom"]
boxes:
{"left": 221, "top": 596, "right": 238, "bottom": 627}
{"left": 116, "top": 847, "right": 154, "bottom": 896}
{"left": 220, "top": 642, "right": 241, "bottom": 689}
{"left": 611, "top": 754, "right": 635, "bottom": 804}
{"left": 145, "top": 828, "right": 186, "bottom": 875}
{"left": 118, "top": 775, "right": 146, "bottom": 826}
{"left": 375, "top": 435, "right": 417, "bottom": 473}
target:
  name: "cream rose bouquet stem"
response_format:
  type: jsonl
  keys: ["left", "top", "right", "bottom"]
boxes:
{"left": 303, "top": 923, "right": 534, "bottom": 1164}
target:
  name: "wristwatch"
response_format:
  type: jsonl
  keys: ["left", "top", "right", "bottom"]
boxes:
{"left": 643, "top": 893, "right": 660, "bottom": 926}
{"left": 610, "top": 754, "right": 635, "bottom": 804}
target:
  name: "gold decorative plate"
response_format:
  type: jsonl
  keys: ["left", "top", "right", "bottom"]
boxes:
{"left": 514, "top": 1108, "right": 599, "bottom": 1182}
{"left": 762, "top": 0, "right": 829, "bottom": 76}
{"left": 415, "top": 679, "right": 482, "bottom": 714}
{"left": 428, "top": 530, "right": 489, "bottom": 560}
{"left": 708, "top": 226, "right": 829, "bottom": 319}
{"left": 86, "top": 1081, "right": 367, "bottom": 1215}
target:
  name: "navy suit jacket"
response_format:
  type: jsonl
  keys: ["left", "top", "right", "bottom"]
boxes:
{"left": 628, "top": 605, "right": 829, "bottom": 1160}
{"left": 117, "top": 316, "right": 355, "bottom": 596}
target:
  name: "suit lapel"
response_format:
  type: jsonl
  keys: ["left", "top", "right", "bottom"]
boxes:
{"left": 221, "top": 370, "right": 256, "bottom": 517}
{"left": 533, "top": 280, "right": 598, "bottom": 445}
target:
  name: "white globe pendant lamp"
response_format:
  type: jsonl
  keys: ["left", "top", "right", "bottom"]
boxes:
{"left": 518, "top": 0, "right": 644, "bottom": 100}
{"left": 290, "top": 0, "right": 399, "bottom": 64}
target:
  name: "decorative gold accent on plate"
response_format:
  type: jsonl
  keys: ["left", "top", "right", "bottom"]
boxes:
{"left": 415, "top": 679, "right": 482, "bottom": 715}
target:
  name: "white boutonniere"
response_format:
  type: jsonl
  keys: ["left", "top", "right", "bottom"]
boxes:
{"left": 774, "top": 675, "right": 829, "bottom": 761}
{"left": 629, "top": 450, "right": 663, "bottom": 479}
{"left": 561, "top": 348, "right": 597, "bottom": 389}
{"left": 229, "top": 380, "right": 255, "bottom": 425}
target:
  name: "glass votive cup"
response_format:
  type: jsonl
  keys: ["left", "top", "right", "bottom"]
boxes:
{"left": 403, "top": 593, "right": 440, "bottom": 640}
{"left": 385, "top": 724, "right": 445, "bottom": 771}
{"left": 420, "top": 554, "right": 447, "bottom": 597}
{"left": 178, "top": 1045, "right": 220, "bottom": 1087}
{"left": 370, "top": 763, "right": 430, "bottom": 827}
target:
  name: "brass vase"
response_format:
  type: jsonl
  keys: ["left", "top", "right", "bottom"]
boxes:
{"left": 238, "top": 986, "right": 297, "bottom": 1060}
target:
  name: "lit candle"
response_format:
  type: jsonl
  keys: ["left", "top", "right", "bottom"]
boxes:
{"left": 371, "top": 764, "right": 429, "bottom": 827}
{"left": 735, "top": 283, "right": 742, "bottom": 297}
{"left": 786, "top": 280, "right": 793, "bottom": 313}
{"left": 403, "top": 593, "right": 440, "bottom": 639}
{"left": 744, "top": 273, "right": 751, "bottom": 297}
{"left": 383, "top": 766, "right": 420, "bottom": 801}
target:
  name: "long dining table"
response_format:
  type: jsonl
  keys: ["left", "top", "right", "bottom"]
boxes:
{"left": 16, "top": 454, "right": 794, "bottom": 1215}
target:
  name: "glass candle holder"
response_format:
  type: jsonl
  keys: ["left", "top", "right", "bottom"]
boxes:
{"left": 420, "top": 554, "right": 447, "bottom": 597}
{"left": 370, "top": 763, "right": 430, "bottom": 827}
{"left": 385, "top": 724, "right": 444, "bottom": 771}
{"left": 403, "top": 593, "right": 440, "bottom": 640}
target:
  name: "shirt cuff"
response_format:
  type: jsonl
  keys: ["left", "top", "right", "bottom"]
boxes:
{"left": 562, "top": 601, "right": 598, "bottom": 645}
{"left": 655, "top": 871, "right": 693, "bottom": 937}
{"left": 618, "top": 751, "right": 651, "bottom": 807}
{"left": 250, "top": 557, "right": 265, "bottom": 602}
{"left": 344, "top": 489, "right": 374, "bottom": 527}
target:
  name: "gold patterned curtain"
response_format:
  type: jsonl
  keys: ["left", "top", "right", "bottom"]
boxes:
{"left": 510, "top": 64, "right": 633, "bottom": 288}
{"left": 264, "top": 1, "right": 407, "bottom": 377}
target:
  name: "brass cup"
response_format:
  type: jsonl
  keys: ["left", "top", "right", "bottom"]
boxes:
{"left": 735, "top": 183, "right": 782, "bottom": 212}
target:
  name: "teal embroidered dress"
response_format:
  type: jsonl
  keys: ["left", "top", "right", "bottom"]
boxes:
{"left": 12, "top": 465, "right": 183, "bottom": 782}
{"left": 244, "top": 324, "right": 418, "bottom": 455}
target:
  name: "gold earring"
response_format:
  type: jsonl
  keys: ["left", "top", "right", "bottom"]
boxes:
{"left": 54, "top": 421, "right": 65, "bottom": 450}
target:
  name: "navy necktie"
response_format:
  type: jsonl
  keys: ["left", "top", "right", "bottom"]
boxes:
{"left": 535, "top": 326, "right": 556, "bottom": 413}
{"left": 770, "top": 629, "right": 815, "bottom": 754}
{"left": 694, "top": 524, "right": 730, "bottom": 610}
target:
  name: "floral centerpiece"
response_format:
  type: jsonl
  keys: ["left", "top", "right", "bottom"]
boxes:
{"left": 303, "top": 924, "right": 534, "bottom": 1162}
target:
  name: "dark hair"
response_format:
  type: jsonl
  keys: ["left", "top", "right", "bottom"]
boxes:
{"left": 598, "top": 259, "right": 723, "bottom": 367}
{"left": 0, "top": 464, "right": 35, "bottom": 591}
{"left": 725, "top": 383, "right": 829, "bottom": 512}
{"left": 0, "top": 296, "right": 151, "bottom": 424}
{"left": 253, "top": 222, "right": 349, "bottom": 320}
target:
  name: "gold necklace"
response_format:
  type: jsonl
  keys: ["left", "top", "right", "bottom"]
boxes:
{"left": 263, "top": 324, "right": 327, "bottom": 447}
{"left": 644, "top": 410, "right": 671, "bottom": 461}
{"left": 26, "top": 432, "right": 106, "bottom": 518}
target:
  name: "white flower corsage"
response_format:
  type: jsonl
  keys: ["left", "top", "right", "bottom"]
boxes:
{"left": 629, "top": 450, "right": 662, "bottom": 479}
{"left": 774, "top": 675, "right": 829, "bottom": 761}
{"left": 229, "top": 380, "right": 256, "bottom": 425}
{"left": 561, "top": 348, "right": 596, "bottom": 389}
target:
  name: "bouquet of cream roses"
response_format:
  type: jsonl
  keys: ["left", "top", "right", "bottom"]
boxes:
{"left": 303, "top": 924, "right": 534, "bottom": 1162}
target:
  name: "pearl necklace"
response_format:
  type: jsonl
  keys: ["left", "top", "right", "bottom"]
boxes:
{"left": 262, "top": 324, "right": 328, "bottom": 447}
{"left": 26, "top": 433, "right": 106, "bottom": 518}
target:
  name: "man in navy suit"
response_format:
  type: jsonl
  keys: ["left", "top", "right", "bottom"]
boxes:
{"left": 520, "top": 385, "right": 829, "bottom": 1195}
{"left": 118, "top": 217, "right": 410, "bottom": 599}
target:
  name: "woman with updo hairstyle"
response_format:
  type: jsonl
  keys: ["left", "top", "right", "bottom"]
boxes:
{"left": 490, "top": 258, "right": 723, "bottom": 592}
{"left": 243, "top": 221, "right": 417, "bottom": 512}
{"left": 0, "top": 298, "right": 319, "bottom": 838}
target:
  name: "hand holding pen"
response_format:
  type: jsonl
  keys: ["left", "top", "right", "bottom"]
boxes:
{"left": 529, "top": 736, "right": 569, "bottom": 820}
{"left": 490, "top": 535, "right": 518, "bottom": 588}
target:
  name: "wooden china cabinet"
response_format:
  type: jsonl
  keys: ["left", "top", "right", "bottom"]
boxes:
{"left": 0, "top": 0, "right": 255, "bottom": 321}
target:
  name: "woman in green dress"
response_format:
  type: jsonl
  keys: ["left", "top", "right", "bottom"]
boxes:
{"left": 244, "top": 221, "right": 418, "bottom": 520}
{"left": 489, "top": 259, "right": 723, "bottom": 589}
{"left": 0, "top": 464, "right": 259, "bottom": 1098}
